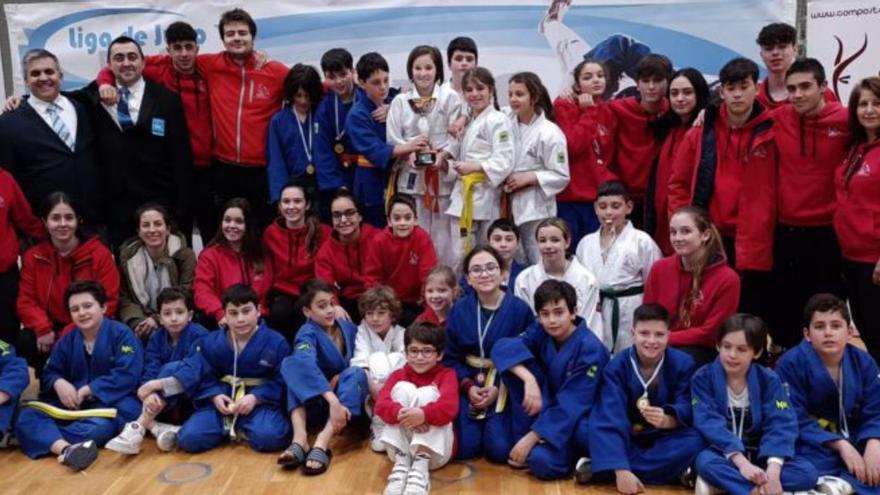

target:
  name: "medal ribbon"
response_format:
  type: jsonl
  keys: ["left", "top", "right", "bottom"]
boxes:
{"left": 296, "top": 111, "right": 313, "bottom": 169}
{"left": 629, "top": 351, "right": 665, "bottom": 399}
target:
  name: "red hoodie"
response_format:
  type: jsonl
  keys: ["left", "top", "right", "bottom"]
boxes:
{"left": 0, "top": 169, "right": 44, "bottom": 271}
{"left": 263, "top": 220, "right": 331, "bottom": 298}
{"left": 773, "top": 102, "right": 850, "bottom": 226}
{"left": 653, "top": 124, "right": 688, "bottom": 255}
{"left": 194, "top": 243, "right": 273, "bottom": 321}
{"left": 554, "top": 97, "right": 618, "bottom": 202}
{"left": 608, "top": 96, "right": 668, "bottom": 200}
{"left": 834, "top": 139, "right": 880, "bottom": 264}
{"left": 97, "top": 56, "right": 213, "bottom": 167}
{"left": 364, "top": 226, "right": 437, "bottom": 304}
{"left": 315, "top": 224, "right": 380, "bottom": 301}
{"left": 17, "top": 237, "right": 119, "bottom": 336}
{"left": 643, "top": 255, "right": 741, "bottom": 348}
{"left": 196, "top": 52, "right": 287, "bottom": 166}
{"left": 668, "top": 105, "right": 778, "bottom": 271}
{"left": 757, "top": 79, "right": 837, "bottom": 111}
{"left": 375, "top": 363, "right": 459, "bottom": 428}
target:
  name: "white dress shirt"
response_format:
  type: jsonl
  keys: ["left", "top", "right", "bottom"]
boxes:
{"left": 102, "top": 77, "right": 145, "bottom": 128}
{"left": 27, "top": 93, "right": 78, "bottom": 144}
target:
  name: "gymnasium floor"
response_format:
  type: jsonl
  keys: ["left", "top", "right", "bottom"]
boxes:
{"left": 0, "top": 431, "right": 689, "bottom": 494}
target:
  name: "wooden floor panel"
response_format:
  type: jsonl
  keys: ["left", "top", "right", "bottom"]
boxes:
{"left": 0, "top": 433, "right": 690, "bottom": 494}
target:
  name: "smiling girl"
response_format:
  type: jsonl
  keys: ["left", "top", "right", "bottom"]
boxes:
{"left": 443, "top": 246, "right": 534, "bottom": 462}
{"left": 553, "top": 60, "right": 618, "bottom": 248}
{"left": 387, "top": 45, "right": 462, "bottom": 268}
{"left": 194, "top": 198, "right": 271, "bottom": 328}
{"left": 445, "top": 67, "right": 514, "bottom": 269}
{"left": 504, "top": 72, "right": 570, "bottom": 264}
{"left": 263, "top": 182, "right": 331, "bottom": 340}
{"left": 515, "top": 217, "right": 603, "bottom": 335}
{"left": 643, "top": 206, "right": 740, "bottom": 365}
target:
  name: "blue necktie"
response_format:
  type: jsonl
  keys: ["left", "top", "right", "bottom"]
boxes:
{"left": 46, "top": 103, "right": 75, "bottom": 151}
{"left": 117, "top": 86, "right": 134, "bottom": 130}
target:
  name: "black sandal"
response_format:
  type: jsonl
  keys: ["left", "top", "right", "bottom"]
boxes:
{"left": 301, "top": 447, "right": 333, "bottom": 475}
{"left": 277, "top": 442, "right": 307, "bottom": 470}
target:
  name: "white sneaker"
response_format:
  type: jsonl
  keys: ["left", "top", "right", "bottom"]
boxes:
{"left": 105, "top": 422, "right": 145, "bottom": 455}
{"left": 384, "top": 451, "right": 411, "bottom": 495}
{"left": 695, "top": 476, "right": 723, "bottom": 495}
{"left": 816, "top": 476, "right": 854, "bottom": 495}
{"left": 151, "top": 422, "right": 180, "bottom": 452}
{"left": 403, "top": 455, "right": 431, "bottom": 495}
{"left": 370, "top": 415, "right": 386, "bottom": 453}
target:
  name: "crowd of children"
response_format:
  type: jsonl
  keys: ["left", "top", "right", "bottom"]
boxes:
{"left": 0, "top": 7, "right": 878, "bottom": 495}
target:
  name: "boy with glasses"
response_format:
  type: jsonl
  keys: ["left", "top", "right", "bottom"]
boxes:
{"left": 375, "top": 321, "right": 459, "bottom": 495}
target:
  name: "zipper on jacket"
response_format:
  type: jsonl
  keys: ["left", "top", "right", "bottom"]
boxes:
{"left": 236, "top": 65, "right": 246, "bottom": 164}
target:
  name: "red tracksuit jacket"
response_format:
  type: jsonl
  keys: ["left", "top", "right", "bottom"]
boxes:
{"left": 653, "top": 124, "right": 689, "bottom": 255}
{"left": 315, "top": 224, "right": 380, "bottom": 302}
{"left": 0, "top": 169, "right": 44, "bottom": 271}
{"left": 263, "top": 219, "right": 331, "bottom": 298}
{"left": 98, "top": 57, "right": 213, "bottom": 167}
{"left": 668, "top": 104, "right": 778, "bottom": 271}
{"left": 196, "top": 52, "right": 287, "bottom": 166}
{"left": 643, "top": 255, "right": 741, "bottom": 349}
{"left": 554, "top": 97, "right": 617, "bottom": 202}
{"left": 834, "top": 139, "right": 880, "bottom": 264}
{"left": 773, "top": 101, "right": 850, "bottom": 226}
{"left": 608, "top": 96, "right": 668, "bottom": 200}
{"left": 363, "top": 226, "right": 437, "bottom": 304}
{"left": 194, "top": 243, "right": 272, "bottom": 321}
{"left": 17, "top": 236, "right": 119, "bottom": 336}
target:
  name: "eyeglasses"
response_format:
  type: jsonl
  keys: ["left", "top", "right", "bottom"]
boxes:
{"left": 406, "top": 347, "right": 438, "bottom": 357}
{"left": 331, "top": 209, "right": 359, "bottom": 221}
{"left": 468, "top": 264, "right": 500, "bottom": 276}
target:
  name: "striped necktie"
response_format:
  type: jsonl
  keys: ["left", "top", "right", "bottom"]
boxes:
{"left": 45, "top": 103, "right": 75, "bottom": 151}
{"left": 117, "top": 86, "right": 134, "bottom": 130}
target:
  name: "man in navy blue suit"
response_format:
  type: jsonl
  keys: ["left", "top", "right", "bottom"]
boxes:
{"left": 0, "top": 49, "right": 105, "bottom": 230}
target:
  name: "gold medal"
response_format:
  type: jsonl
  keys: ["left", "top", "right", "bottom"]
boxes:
{"left": 306, "top": 164, "right": 315, "bottom": 175}
{"left": 334, "top": 142, "right": 345, "bottom": 155}
{"left": 636, "top": 392, "right": 650, "bottom": 410}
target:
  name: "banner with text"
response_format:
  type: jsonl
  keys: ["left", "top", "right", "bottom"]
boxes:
{"left": 5, "top": 0, "right": 794, "bottom": 100}
{"left": 807, "top": 0, "right": 880, "bottom": 104}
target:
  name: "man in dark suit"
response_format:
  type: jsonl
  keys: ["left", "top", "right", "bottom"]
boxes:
{"left": 0, "top": 49, "right": 105, "bottom": 229}
{"left": 90, "top": 36, "right": 193, "bottom": 249}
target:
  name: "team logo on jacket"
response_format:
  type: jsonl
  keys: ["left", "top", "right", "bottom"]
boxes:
{"left": 557, "top": 151, "right": 566, "bottom": 164}
{"left": 410, "top": 251, "right": 419, "bottom": 265}
{"left": 121, "top": 345, "right": 135, "bottom": 354}
{"left": 255, "top": 83, "right": 272, "bottom": 100}
{"left": 857, "top": 162, "right": 872, "bottom": 176}
{"left": 751, "top": 145, "right": 767, "bottom": 158}
{"left": 828, "top": 127, "right": 844, "bottom": 138}
{"left": 498, "top": 131, "right": 510, "bottom": 143}
{"left": 0, "top": 195, "right": 6, "bottom": 209}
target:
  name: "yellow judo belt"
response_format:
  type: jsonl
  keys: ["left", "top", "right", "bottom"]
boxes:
{"left": 465, "top": 354, "right": 508, "bottom": 415}
{"left": 23, "top": 400, "right": 117, "bottom": 420}
{"left": 458, "top": 173, "right": 488, "bottom": 254}
{"left": 220, "top": 375, "right": 267, "bottom": 439}
{"left": 812, "top": 415, "right": 839, "bottom": 433}
{"left": 358, "top": 154, "right": 397, "bottom": 217}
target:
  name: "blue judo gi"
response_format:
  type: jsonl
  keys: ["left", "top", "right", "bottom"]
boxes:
{"left": 170, "top": 321, "right": 290, "bottom": 453}
{"left": 266, "top": 107, "right": 321, "bottom": 203}
{"left": 142, "top": 322, "right": 208, "bottom": 421}
{"left": 692, "top": 359, "right": 818, "bottom": 495}
{"left": 588, "top": 346, "right": 704, "bottom": 483}
{"left": 16, "top": 319, "right": 143, "bottom": 458}
{"left": 344, "top": 87, "right": 400, "bottom": 228}
{"left": 0, "top": 340, "right": 29, "bottom": 434}
{"left": 281, "top": 319, "right": 367, "bottom": 424}
{"left": 314, "top": 91, "right": 356, "bottom": 192}
{"left": 443, "top": 292, "right": 534, "bottom": 462}
{"left": 777, "top": 340, "right": 880, "bottom": 495}
{"left": 492, "top": 318, "right": 610, "bottom": 479}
